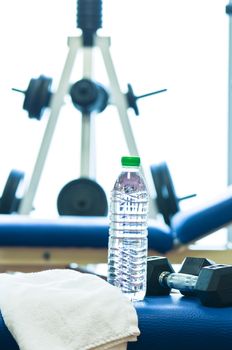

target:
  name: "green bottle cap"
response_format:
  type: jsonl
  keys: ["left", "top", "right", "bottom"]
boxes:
{"left": 121, "top": 156, "right": 140, "bottom": 167}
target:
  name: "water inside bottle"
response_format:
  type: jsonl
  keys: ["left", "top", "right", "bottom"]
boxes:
{"left": 108, "top": 235, "right": 148, "bottom": 301}
{"left": 108, "top": 170, "right": 149, "bottom": 301}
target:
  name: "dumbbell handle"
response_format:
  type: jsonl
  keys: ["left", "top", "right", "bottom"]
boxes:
{"left": 159, "top": 272, "right": 198, "bottom": 292}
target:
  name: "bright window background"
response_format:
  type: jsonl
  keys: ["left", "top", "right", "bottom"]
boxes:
{"left": 0, "top": 0, "right": 229, "bottom": 246}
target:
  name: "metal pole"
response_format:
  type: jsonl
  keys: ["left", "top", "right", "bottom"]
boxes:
{"left": 18, "top": 37, "right": 82, "bottom": 214}
{"left": 97, "top": 36, "right": 158, "bottom": 218}
{"left": 226, "top": 1, "right": 232, "bottom": 244}
{"left": 80, "top": 47, "right": 95, "bottom": 178}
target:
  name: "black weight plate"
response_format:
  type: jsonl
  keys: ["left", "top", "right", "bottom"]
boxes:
{"left": 70, "top": 79, "right": 98, "bottom": 113}
{"left": 126, "top": 84, "right": 139, "bottom": 116}
{"left": 57, "top": 178, "right": 108, "bottom": 216}
{"left": 23, "top": 75, "right": 52, "bottom": 120}
{"left": 150, "top": 162, "right": 179, "bottom": 225}
{"left": 23, "top": 78, "right": 36, "bottom": 112}
{"left": 0, "top": 170, "right": 24, "bottom": 214}
{"left": 70, "top": 79, "right": 109, "bottom": 114}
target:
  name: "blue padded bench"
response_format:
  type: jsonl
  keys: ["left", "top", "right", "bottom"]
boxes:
{"left": 0, "top": 215, "right": 172, "bottom": 253}
{"left": 0, "top": 185, "right": 232, "bottom": 253}
{"left": 0, "top": 188, "right": 232, "bottom": 348}
{"left": 0, "top": 294, "right": 232, "bottom": 350}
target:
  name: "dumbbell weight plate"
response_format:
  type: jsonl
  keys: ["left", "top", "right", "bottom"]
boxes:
{"left": 195, "top": 264, "right": 232, "bottom": 307}
{"left": 57, "top": 178, "right": 108, "bottom": 216}
{"left": 146, "top": 256, "right": 175, "bottom": 296}
{"left": 150, "top": 162, "right": 179, "bottom": 225}
{"left": 0, "top": 170, "right": 24, "bottom": 214}
{"left": 178, "top": 257, "right": 215, "bottom": 296}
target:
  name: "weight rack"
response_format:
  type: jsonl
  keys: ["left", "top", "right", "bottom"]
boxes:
{"left": 17, "top": 0, "right": 160, "bottom": 217}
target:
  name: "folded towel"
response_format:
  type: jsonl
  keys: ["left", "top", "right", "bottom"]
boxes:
{"left": 0, "top": 269, "right": 140, "bottom": 350}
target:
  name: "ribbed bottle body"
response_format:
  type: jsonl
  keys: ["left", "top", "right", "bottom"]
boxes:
{"left": 107, "top": 169, "right": 149, "bottom": 301}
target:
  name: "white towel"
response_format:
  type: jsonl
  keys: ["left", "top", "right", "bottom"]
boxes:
{"left": 0, "top": 269, "right": 140, "bottom": 350}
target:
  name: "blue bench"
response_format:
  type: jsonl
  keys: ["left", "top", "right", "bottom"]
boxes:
{"left": 0, "top": 185, "right": 231, "bottom": 253}
{"left": 0, "top": 187, "right": 231, "bottom": 348}
{"left": 0, "top": 294, "right": 231, "bottom": 350}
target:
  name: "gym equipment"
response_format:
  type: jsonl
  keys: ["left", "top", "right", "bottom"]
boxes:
{"left": 13, "top": 76, "right": 166, "bottom": 119}
{"left": 57, "top": 178, "right": 108, "bottom": 216}
{"left": 70, "top": 78, "right": 109, "bottom": 114}
{"left": 226, "top": 1, "right": 232, "bottom": 244}
{"left": 178, "top": 256, "right": 216, "bottom": 296}
{"left": 0, "top": 291, "right": 232, "bottom": 350}
{"left": 0, "top": 244, "right": 230, "bottom": 350}
{"left": 0, "top": 180, "right": 231, "bottom": 255}
{"left": 9, "top": 0, "right": 232, "bottom": 248}
{"left": 126, "top": 84, "right": 167, "bottom": 116}
{"left": 12, "top": 75, "right": 53, "bottom": 120}
{"left": 146, "top": 256, "right": 232, "bottom": 306}
{"left": 0, "top": 170, "right": 24, "bottom": 214}
{"left": 0, "top": 184, "right": 232, "bottom": 255}
{"left": 150, "top": 162, "right": 196, "bottom": 225}
{"left": 12, "top": 0, "right": 166, "bottom": 217}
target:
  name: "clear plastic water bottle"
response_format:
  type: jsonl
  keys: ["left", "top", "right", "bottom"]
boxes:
{"left": 107, "top": 156, "right": 149, "bottom": 301}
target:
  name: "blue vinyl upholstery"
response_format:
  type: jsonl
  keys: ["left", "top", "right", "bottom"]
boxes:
{"left": 0, "top": 191, "right": 231, "bottom": 349}
{"left": 0, "top": 294, "right": 232, "bottom": 350}
{"left": 0, "top": 183, "right": 232, "bottom": 254}
{"left": 171, "top": 186, "right": 232, "bottom": 243}
{"left": 0, "top": 215, "right": 173, "bottom": 253}
{"left": 130, "top": 294, "right": 232, "bottom": 350}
